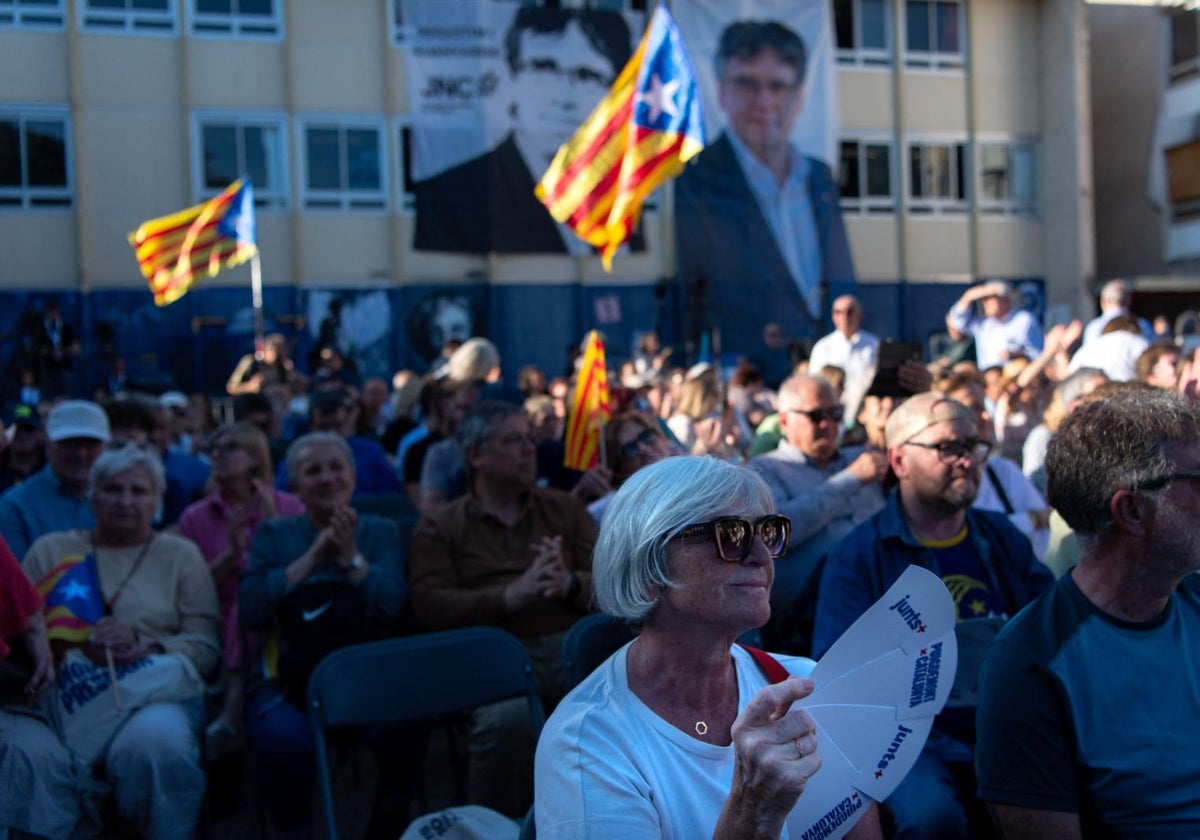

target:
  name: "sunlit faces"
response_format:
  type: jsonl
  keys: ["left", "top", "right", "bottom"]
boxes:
{"left": 894, "top": 417, "right": 984, "bottom": 514}
{"left": 717, "top": 49, "right": 805, "bottom": 165}
{"left": 831, "top": 296, "right": 862, "bottom": 338}
{"left": 779, "top": 379, "right": 839, "bottom": 465}
{"left": 946, "top": 384, "right": 994, "bottom": 444}
{"left": 511, "top": 21, "right": 616, "bottom": 168}
{"left": 291, "top": 442, "right": 356, "bottom": 512}
{"left": 657, "top": 510, "right": 775, "bottom": 635}
{"left": 91, "top": 467, "right": 158, "bottom": 536}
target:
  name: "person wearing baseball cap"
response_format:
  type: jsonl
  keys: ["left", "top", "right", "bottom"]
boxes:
{"left": 813, "top": 389, "right": 1053, "bottom": 838}
{"left": 0, "top": 404, "right": 46, "bottom": 493}
{"left": 0, "top": 400, "right": 110, "bottom": 559}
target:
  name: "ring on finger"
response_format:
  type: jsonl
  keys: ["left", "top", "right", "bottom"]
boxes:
{"left": 794, "top": 737, "right": 805, "bottom": 759}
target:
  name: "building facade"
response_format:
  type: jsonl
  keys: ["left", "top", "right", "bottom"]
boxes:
{"left": 0, "top": 0, "right": 1094, "bottom": 394}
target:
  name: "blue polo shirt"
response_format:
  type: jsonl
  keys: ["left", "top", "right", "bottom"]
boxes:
{"left": 0, "top": 465, "right": 94, "bottom": 561}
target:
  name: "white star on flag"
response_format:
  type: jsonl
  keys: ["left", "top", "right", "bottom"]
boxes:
{"left": 61, "top": 580, "right": 91, "bottom": 602}
{"left": 638, "top": 73, "right": 681, "bottom": 124}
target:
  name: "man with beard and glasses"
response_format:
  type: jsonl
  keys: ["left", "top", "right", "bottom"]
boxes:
{"left": 813, "top": 391, "right": 1052, "bottom": 838}
{"left": 976, "top": 389, "right": 1200, "bottom": 836}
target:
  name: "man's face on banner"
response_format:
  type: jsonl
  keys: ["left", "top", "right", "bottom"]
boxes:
{"left": 511, "top": 20, "right": 616, "bottom": 169}
{"left": 717, "top": 48, "right": 805, "bottom": 165}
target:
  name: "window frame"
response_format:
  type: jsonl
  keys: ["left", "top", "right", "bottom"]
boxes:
{"left": 0, "top": 0, "right": 66, "bottom": 30}
{"left": 838, "top": 133, "right": 896, "bottom": 215}
{"left": 186, "top": 0, "right": 282, "bottom": 41}
{"left": 191, "top": 110, "right": 290, "bottom": 211}
{"left": 835, "top": 0, "right": 893, "bottom": 69}
{"left": 976, "top": 137, "right": 1038, "bottom": 218}
{"left": 902, "top": 0, "right": 964, "bottom": 71}
{"left": 0, "top": 105, "right": 74, "bottom": 212}
{"left": 1170, "top": 8, "right": 1200, "bottom": 85}
{"left": 394, "top": 116, "right": 415, "bottom": 216}
{"left": 296, "top": 115, "right": 390, "bottom": 214}
{"left": 905, "top": 136, "right": 968, "bottom": 215}
{"left": 78, "top": 0, "right": 176, "bottom": 35}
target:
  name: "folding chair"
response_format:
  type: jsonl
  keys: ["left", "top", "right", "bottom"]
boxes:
{"left": 306, "top": 627, "right": 546, "bottom": 839}
{"left": 560, "top": 614, "right": 766, "bottom": 693}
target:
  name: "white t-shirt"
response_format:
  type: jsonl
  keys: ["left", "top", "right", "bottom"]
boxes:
{"left": 974, "top": 456, "right": 1049, "bottom": 560}
{"left": 535, "top": 643, "right": 824, "bottom": 839}
{"left": 808, "top": 329, "right": 881, "bottom": 419}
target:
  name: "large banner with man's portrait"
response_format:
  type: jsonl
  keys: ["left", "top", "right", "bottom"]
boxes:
{"left": 671, "top": 0, "right": 852, "bottom": 357}
{"left": 401, "top": 0, "right": 643, "bottom": 256}
{"left": 400, "top": 0, "right": 852, "bottom": 358}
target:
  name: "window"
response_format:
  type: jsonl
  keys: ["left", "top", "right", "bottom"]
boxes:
{"left": 1171, "top": 10, "right": 1200, "bottom": 84}
{"left": 80, "top": 0, "right": 174, "bottom": 34}
{"left": 395, "top": 119, "right": 415, "bottom": 215}
{"left": 194, "top": 113, "right": 288, "bottom": 209}
{"left": 0, "top": 0, "right": 65, "bottom": 29}
{"left": 978, "top": 141, "right": 1036, "bottom": 216}
{"left": 1166, "top": 139, "right": 1200, "bottom": 222}
{"left": 834, "top": 0, "right": 891, "bottom": 67}
{"left": 299, "top": 119, "right": 387, "bottom": 212}
{"left": 907, "top": 140, "right": 966, "bottom": 213}
{"left": 839, "top": 137, "right": 894, "bottom": 213}
{"left": 903, "top": 0, "right": 962, "bottom": 70}
{"left": 0, "top": 108, "right": 72, "bottom": 209}
{"left": 189, "top": 0, "right": 279, "bottom": 39}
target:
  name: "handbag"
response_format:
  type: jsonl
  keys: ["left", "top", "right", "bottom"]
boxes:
{"left": 51, "top": 646, "right": 206, "bottom": 766}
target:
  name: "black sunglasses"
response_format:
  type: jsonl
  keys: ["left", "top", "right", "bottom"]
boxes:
{"left": 1131, "top": 469, "right": 1200, "bottom": 492}
{"left": 904, "top": 438, "right": 992, "bottom": 463}
{"left": 676, "top": 515, "right": 791, "bottom": 562}
{"left": 787, "top": 406, "right": 844, "bottom": 426}
{"left": 619, "top": 428, "right": 660, "bottom": 460}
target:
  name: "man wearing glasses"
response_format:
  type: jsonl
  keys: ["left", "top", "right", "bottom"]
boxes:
{"left": 814, "top": 391, "right": 1052, "bottom": 838}
{"left": 676, "top": 19, "right": 854, "bottom": 356}
{"left": 976, "top": 389, "right": 1200, "bottom": 836}
{"left": 747, "top": 374, "right": 887, "bottom": 650}
{"left": 413, "top": 6, "right": 635, "bottom": 255}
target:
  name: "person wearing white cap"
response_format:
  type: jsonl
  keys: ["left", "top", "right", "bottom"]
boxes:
{"left": 813, "top": 391, "right": 1052, "bottom": 838}
{"left": 0, "top": 400, "right": 110, "bottom": 559}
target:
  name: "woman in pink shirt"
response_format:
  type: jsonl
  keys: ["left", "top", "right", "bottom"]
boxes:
{"left": 178, "top": 422, "right": 303, "bottom": 754}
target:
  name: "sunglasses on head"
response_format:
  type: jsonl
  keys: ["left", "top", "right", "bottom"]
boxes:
{"left": 788, "top": 406, "right": 844, "bottom": 426}
{"left": 676, "top": 515, "right": 791, "bottom": 562}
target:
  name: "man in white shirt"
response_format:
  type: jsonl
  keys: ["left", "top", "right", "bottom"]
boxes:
{"left": 808, "top": 295, "right": 880, "bottom": 420}
{"left": 945, "top": 280, "right": 1043, "bottom": 371}
{"left": 1081, "top": 279, "right": 1152, "bottom": 346}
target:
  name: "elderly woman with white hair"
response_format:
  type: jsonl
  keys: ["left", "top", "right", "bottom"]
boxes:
{"left": 9, "top": 444, "right": 220, "bottom": 840}
{"left": 534, "top": 456, "right": 880, "bottom": 839}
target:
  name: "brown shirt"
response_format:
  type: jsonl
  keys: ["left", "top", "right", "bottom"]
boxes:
{"left": 409, "top": 487, "right": 597, "bottom": 638}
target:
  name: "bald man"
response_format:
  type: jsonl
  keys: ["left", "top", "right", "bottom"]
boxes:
{"left": 807, "top": 294, "right": 880, "bottom": 419}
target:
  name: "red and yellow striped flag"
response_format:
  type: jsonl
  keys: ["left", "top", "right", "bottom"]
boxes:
{"left": 536, "top": 5, "right": 705, "bottom": 271}
{"left": 564, "top": 330, "right": 611, "bottom": 470}
{"left": 127, "top": 178, "right": 258, "bottom": 307}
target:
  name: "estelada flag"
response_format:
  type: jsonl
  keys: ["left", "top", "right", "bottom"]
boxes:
{"left": 35, "top": 553, "right": 105, "bottom": 644}
{"left": 564, "top": 330, "right": 611, "bottom": 471}
{"left": 536, "top": 5, "right": 705, "bottom": 270}
{"left": 127, "top": 177, "right": 258, "bottom": 307}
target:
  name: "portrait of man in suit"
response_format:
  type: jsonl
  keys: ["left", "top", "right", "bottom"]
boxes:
{"left": 675, "top": 19, "right": 855, "bottom": 355}
{"left": 413, "top": 7, "right": 635, "bottom": 255}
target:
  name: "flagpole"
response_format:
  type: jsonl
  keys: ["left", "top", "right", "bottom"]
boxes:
{"left": 105, "top": 646, "right": 123, "bottom": 712}
{"left": 251, "top": 252, "right": 265, "bottom": 358}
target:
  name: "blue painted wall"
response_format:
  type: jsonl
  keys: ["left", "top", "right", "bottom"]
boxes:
{"left": 0, "top": 278, "right": 1043, "bottom": 400}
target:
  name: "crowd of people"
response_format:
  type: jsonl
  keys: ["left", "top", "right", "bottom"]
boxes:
{"left": 1, "top": 276, "right": 1199, "bottom": 837}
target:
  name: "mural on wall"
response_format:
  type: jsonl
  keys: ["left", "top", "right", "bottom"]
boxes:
{"left": 402, "top": 288, "right": 488, "bottom": 373}
{"left": 306, "top": 290, "right": 395, "bottom": 381}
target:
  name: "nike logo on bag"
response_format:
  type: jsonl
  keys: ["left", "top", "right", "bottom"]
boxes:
{"left": 302, "top": 602, "right": 332, "bottom": 622}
